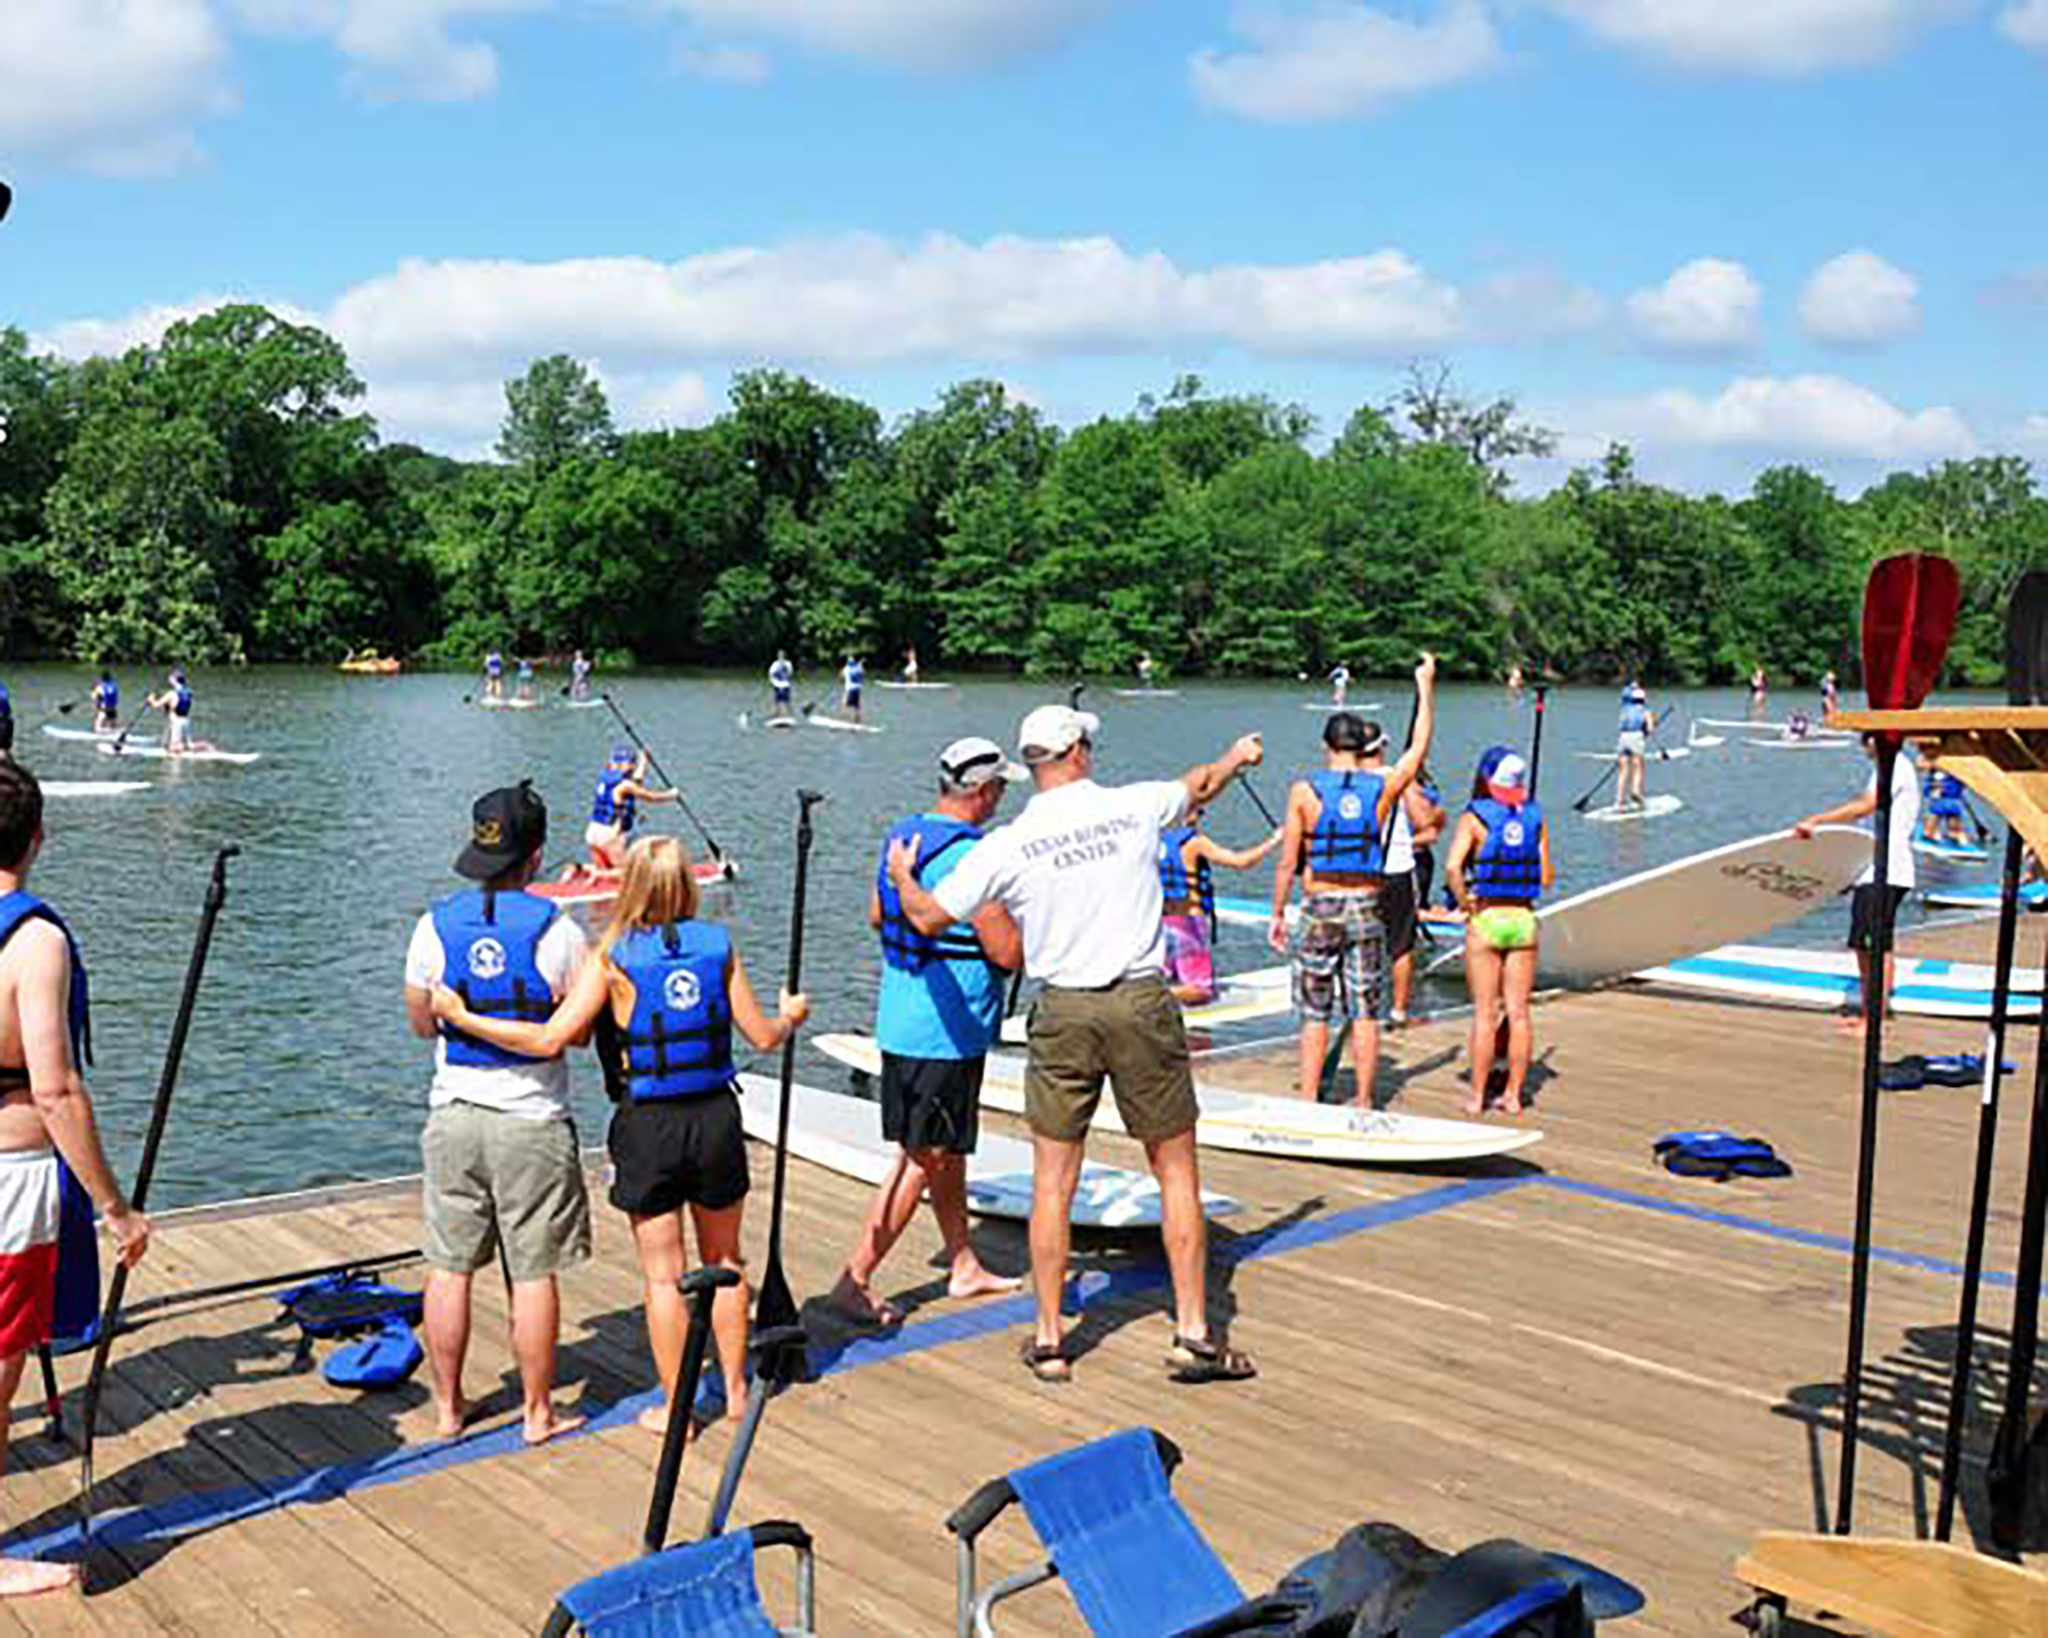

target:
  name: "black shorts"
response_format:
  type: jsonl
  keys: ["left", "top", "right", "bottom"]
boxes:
{"left": 0, "top": 717, "right": 12, "bottom": 755}
{"left": 1413, "top": 848, "right": 1436, "bottom": 912}
{"left": 880, "top": 1052, "right": 982, "bottom": 1155}
{"left": 607, "top": 1088, "right": 750, "bottom": 1216}
{"left": 1380, "top": 871, "right": 1418, "bottom": 959}
{"left": 1847, "top": 884, "right": 1910, "bottom": 952}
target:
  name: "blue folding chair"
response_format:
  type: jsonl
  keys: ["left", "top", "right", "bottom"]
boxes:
{"left": 539, "top": 1522, "right": 815, "bottom": 1638}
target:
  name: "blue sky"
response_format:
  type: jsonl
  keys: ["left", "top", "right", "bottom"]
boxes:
{"left": 3, "top": 0, "right": 2045, "bottom": 493}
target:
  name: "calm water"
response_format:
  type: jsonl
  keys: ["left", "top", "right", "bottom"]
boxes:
{"left": 0, "top": 666, "right": 1988, "bottom": 1207}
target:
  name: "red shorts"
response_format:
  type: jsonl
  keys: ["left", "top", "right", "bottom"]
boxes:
{"left": 0, "top": 1149, "right": 61, "bottom": 1356}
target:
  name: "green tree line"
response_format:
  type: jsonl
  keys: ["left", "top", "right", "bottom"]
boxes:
{"left": 2, "top": 305, "right": 2042, "bottom": 684}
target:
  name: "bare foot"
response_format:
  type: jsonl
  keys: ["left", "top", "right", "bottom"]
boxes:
{"left": 524, "top": 1408, "right": 585, "bottom": 1446}
{"left": 1462, "top": 1093, "right": 1487, "bottom": 1116}
{"left": 1836, "top": 1015, "right": 1866, "bottom": 1037}
{"left": 434, "top": 1397, "right": 470, "bottom": 1440}
{"left": 824, "top": 1270, "right": 901, "bottom": 1328}
{"left": 947, "top": 1264, "right": 1022, "bottom": 1301}
{"left": 0, "top": 1557, "right": 81, "bottom": 1597}
{"left": 1499, "top": 1097, "right": 1524, "bottom": 1116}
{"left": 637, "top": 1402, "right": 683, "bottom": 1437}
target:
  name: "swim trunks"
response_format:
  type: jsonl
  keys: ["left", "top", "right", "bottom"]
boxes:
{"left": 1472, "top": 906, "right": 1538, "bottom": 952}
{"left": 0, "top": 1147, "right": 61, "bottom": 1356}
{"left": 1291, "top": 891, "right": 1385, "bottom": 1022}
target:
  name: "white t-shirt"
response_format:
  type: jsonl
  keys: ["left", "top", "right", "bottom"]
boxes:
{"left": 935, "top": 778, "right": 1189, "bottom": 988}
{"left": 405, "top": 906, "right": 590, "bottom": 1120}
{"left": 1856, "top": 751, "right": 1921, "bottom": 891}
{"left": 1384, "top": 799, "right": 1415, "bottom": 875}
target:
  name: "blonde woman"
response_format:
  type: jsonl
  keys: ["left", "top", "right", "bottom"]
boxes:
{"left": 434, "top": 836, "right": 809, "bottom": 1433}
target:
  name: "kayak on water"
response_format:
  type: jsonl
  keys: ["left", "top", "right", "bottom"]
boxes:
{"left": 98, "top": 743, "right": 261, "bottom": 766}
{"left": 532, "top": 856, "right": 736, "bottom": 907}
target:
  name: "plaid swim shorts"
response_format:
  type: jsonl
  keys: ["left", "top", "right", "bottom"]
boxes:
{"left": 1291, "top": 890, "right": 1386, "bottom": 1023}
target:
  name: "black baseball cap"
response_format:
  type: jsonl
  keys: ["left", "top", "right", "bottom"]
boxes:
{"left": 455, "top": 780, "right": 547, "bottom": 880}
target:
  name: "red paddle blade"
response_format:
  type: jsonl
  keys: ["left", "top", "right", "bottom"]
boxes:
{"left": 1862, "top": 554, "right": 1960, "bottom": 710}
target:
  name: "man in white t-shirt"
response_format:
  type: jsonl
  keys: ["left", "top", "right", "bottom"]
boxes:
{"left": 403, "top": 781, "right": 592, "bottom": 1443}
{"left": 886, "top": 704, "right": 1264, "bottom": 1387}
{"left": 1795, "top": 736, "right": 1921, "bottom": 1033}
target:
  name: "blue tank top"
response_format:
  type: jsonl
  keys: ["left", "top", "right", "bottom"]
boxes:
{"left": 609, "top": 922, "right": 735, "bottom": 1099}
{"left": 1468, "top": 798, "right": 1545, "bottom": 903}
{"left": 1157, "top": 825, "right": 1215, "bottom": 915}
{"left": 429, "top": 889, "right": 559, "bottom": 1069}
{"left": 875, "top": 815, "right": 986, "bottom": 973}
{"left": 591, "top": 769, "right": 637, "bottom": 830}
{"left": 1306, "top": 770, "right": 1385, "bottom": 875}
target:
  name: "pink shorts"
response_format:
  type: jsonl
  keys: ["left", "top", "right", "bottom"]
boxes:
{"left": 1161, "top": 913, "right": 1215, "bottom": 1002}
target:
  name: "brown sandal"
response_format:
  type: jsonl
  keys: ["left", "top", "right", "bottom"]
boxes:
{"left": 1020, "top": 1339, "right": 1071, "bottom": 1384}
{"left": 1166, "top": 1334, "right": 1256, "bottom": 1383}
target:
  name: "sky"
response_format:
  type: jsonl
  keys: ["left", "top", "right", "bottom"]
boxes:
{"left": 2, "top": 0, "right": 2045, "bottom": 495}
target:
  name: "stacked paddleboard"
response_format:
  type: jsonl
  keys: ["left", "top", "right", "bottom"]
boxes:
{"left": 1635, "top": 944, "right": 2043, "bottom": 1020}
{"left": 814, "top": 1035, "right": 1542, "bottom": 1166}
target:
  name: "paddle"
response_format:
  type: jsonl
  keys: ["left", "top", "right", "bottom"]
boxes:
{"left": 600, "top": 692, "right": 730, "bottom": 875}
{"left": 752, "top": 790, "right": 823, "bottom": 1387}
{"left": 77, "top": 845, "right": 237, "bottom": 1545}
{"left": 1986, "top": 570, "right": 2048, "bottom": 1548}
{"left": 1067, "top": 682, "right": 1087, "bottom": 710}
{"left": 1834, "top": 553, "right": 1960, "bottom": 1537}
{"left": 640, "top": 1267, "right": 738, "bottom": 1555}
{"left": 1936, "top": 580, "right": 2048, "bottom": 1540}
{"left": 109, "top": 698, "right": 158, "bottom": 754}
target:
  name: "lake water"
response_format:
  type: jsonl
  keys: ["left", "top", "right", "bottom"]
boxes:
{"left": 0, "top": 666, "right": 1987, "bottom": 1207}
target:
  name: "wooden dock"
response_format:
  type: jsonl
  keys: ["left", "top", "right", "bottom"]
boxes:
{"left": 3, "top": 917, "right": 2044, "bottom": 1634}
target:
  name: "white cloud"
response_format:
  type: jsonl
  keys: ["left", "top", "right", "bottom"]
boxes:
{"left": 1999, "top": 0, "right": 2048, "bottom": 52}
{"left": 673, "top": 42, "right": 773, "bottom": 83}
{"left": 0, "top": 0, "right": 235, "bottom": 174}
{"left": 1797, "top": 250, "right": 1920, "bottom": 345}
{"left": 235, "top": 0, "right": 543, "bottom": 101}
{"left": 1190, "top": 1, "right": 1501, "bottom": 122}
{"left": 1625, "top": 257, "right": 1762, "bottom": 353}
{"left": 658, "top": 0, "right": 1113, "bottom": 72}
{"left": 1587, "top": 375, "right": 1976, "bottom": 463}
{"left": 1544, "top": 1, "right": 1963, "bottom": 73}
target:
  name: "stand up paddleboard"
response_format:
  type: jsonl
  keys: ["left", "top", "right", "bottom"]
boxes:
{"left": 1635, "top": 943, "right": 2044, "bottom": 1020}
{"left": 876, "top": 681, "right": 953, "bottom": 691}
{"left": 1304, "top": 701, "right": 1382, "bottom": 713}
{"left": 1427, "top": 826, "right": 1870, "bottom": 987}
{"left": 805, "top": 714, "right": 883, "bottom": 734}
{"left": 561, "top": 699, "right": 607, "bottom": 711}
{"left": 1574, "top": 748, "right": 1691, "bottom": 764}
{"left": 43, "top": 781, "right": 151, "bottom": 797}
{"left": 1749, "top": 736, "right": 1853, "bottom": 752}
{"left": 764, "top": 715, "right": 798, "bottom": 730}
{"left": 1113, "top": 688, "right": 1181, "bottom": 698}
{"left": 736, "top": 1073, "right": 1238, "bottom": 1226}
{"left": 98, "top": 743, "right": 261, "bottom": 766}
{"left": 1212, "top": 895, "right": 1466, "bottom": 935}
{"left": 1000, "top": 965, "right": 1294, "bottom": 1041}
{"left": 41, "top": 725, "right": 122, "bottom": 744}
{"left": 815, "top": 1035, "right": 1542, "bottom": 1165}
{"left": 1913, "top": 837, "right": 1990, "bottom": 862}
{"left": 474, "top": 697, "right": 544, "bottom": 711}
{"left": 1923, "top": 881, "right": 2048, "bottom": 911}
{"left": 532, "top": 858, "right": 734, "bottom": 908}
{"left": 1583, "top": 794, "right": 1686, "bottom": 823}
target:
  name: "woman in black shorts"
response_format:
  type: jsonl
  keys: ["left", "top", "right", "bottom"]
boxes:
{"left": 435, "top": 836, "right": 809, "bottom": 1433}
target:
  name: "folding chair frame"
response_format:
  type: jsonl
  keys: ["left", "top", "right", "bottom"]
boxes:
{"left": 538, "top": 1520, "right": 816, "bottom": 1637}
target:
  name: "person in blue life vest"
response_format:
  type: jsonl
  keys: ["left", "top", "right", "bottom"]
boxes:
{"left": 515, "top": 657, "right": 536, "bottom": 703}
{"left": 0, "top": 682, "right": 11, "bottom": 760}
{"left": 583, "top": 744, "right": 679, "bottom": 874}
{"left": 569, "top": 650, "right": 593, "bottom": 701}
{"left": 433, "top": 834, "right": 810, "bottom": 1434}
{"left": 1444, "top": 748, "right": 1553, "bottom": 1116}
{"left": 1328, "top": 662, "right": 1351, "bottom": 708}
{"left": 0, "top": 761, "right": 150, "bottom": 1596}
{"left": 826, "top": 737, "right": 1027, "bottom": 1328}
{"left": 1921, "top": 766, "right": 1970, "bottom": 846}
{"left": 483, "top": 650, "right": 505, "bottom": 701}
{"left": 841, "top": 654, "right": 866, "bottom": 723}
{"left": 1270, "top": 653, "right": 1438, "bottom": 1114}
{"left": 1615, "top": 678, "right": 1656, "bottom": 810}
{"left": 91, "top": 671, "right": 119, "bottom": 734}
{"left": 767, "top": 652, "right": 795, "bottom": 716}
{"left": 404, "top": 781, "right": 593, "bottom": 1445}
{"left": 147, "top": 668, "right": 199, "bottom": 755}
{"left": 1158, "top": 805, "right": 1282, "bottom": 1006}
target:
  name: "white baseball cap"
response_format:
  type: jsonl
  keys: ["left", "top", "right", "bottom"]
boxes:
{"left": 938, "top": 736, "right": 1027, "bottom": 790}
{"left": 1017, "top": 704, "right": 1101, "bottom": 762}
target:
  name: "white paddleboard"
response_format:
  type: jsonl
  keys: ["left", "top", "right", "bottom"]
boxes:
{"left": 764, "top": 715, "right": 798, "bottom": 730}
{"left": 1427, "top": 826, "right": 1871, "bottom": 987}
{"left": 43, "top": 780, "right": 151, "bottom": 797}
{"left": 40, "top": 725, "right": 121, "bottom": 743}
{"left": 1584, "top": 794, "right": 1686, "bottom": 823}
{"left": 98, "top": 743, "right": 261, "bottom": 765}
{"left": 814, "top": 1036, "right": 1542, "bottom": 1166}
{"left": 875, "top": 681, "right": 953, "bottom": 691}
{"left": 1748, "top": 736, "right": 1852, "bottom": 752}
{"left": 1303, "top": 701, "right": 1382, "bottom": 712}
{"left": 1700, "top": 717, "right": 1852, "bottom": 738}
{"left": 1635, "top": 943, "right": 2043, "bottom": 1019}
{"left": 475, "top": 696, "right": 544, "bottom": 711}
{"left": 1923, "top": 881, "right": 2048, "bottom": 911}
{"left": 735, "top": 1073, "right": 1238, "bottom": 1226}
{"left": 1913, "top": 837, "right": 1989, "bottom": 862}
{"left": 1113, "top": 688, "right": 1181, "bottom": 698}
{"left": 1574, "top": 748, "right": 1691, "bottom": 764}
{"left": 1686, "top": 732, "right": 1726, "bottom": 749}
{"left": 806, "top": 714, "right": 883, "bottom": 734}
{"left": 998, "top": 965, "right": 1294, "bottom": 1042}
{"left": 561, "top": 698, "right": 606, "bottom": 711}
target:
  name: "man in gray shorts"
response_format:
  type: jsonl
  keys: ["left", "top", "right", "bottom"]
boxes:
{"left": 887, "top": 704, "right": 1264, "bottom": 1386}
{"left": 404, "top": 782, "right": 592, "bottom": 1443}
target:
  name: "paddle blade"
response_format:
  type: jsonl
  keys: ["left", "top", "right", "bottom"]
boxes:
{"left": 754, "top": 1257, "right": 799, "bottom": 1333}
{"left": 751, "top": 1261, "right": 808, "bottom": 1385}
{"left": 1861, "top": 554, "right": 1960, "bottom": 710}
{"left": 2004, "top": 569, "right": 2048, "bottom": 706}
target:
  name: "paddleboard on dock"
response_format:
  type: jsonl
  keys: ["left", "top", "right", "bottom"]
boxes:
{"left": 1635, "top": 943, "right": 2043, "bottom": 1019}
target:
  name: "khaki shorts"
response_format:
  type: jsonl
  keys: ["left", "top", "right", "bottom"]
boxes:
{"left": 1024, "top": 976, "right": 1197, "bottom": 1144}
{"left": 422, "top": 1102, "right": 593, "bottom": 1282}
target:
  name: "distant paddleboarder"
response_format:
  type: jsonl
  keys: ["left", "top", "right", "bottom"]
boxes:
{"left": 583, "top": 744, "right": 680, "bottom": 873}
{"left": 0, "top": 760, "right": 150, "bottom": 1597}
{"left": 1328, "top": 662, "right": 1351, "bottom": 708}
{"left": 1616, "top": 679, "right": 1656, "bottom": 810}
{"left": 1506, "top": 663, "right": 1524, "bottom": 707}
{"left": 1444, "top": 747, "right": 1552, "bottom": 1115}
{"left": 568, "top": 650, "right": 593, "bottom": 702}
{"left": 1793, "top": 734, "right": 1921, "bottom": 1035}
{"left": 902, "top": 647, "right": 921, "bottom": 685}
{"left": 1921, "top": 766, "right": 1969, "bottom": 846}
{"left": 515, "top": 657, "right": 536, "bottom": 703}
{"left": 830, "top": 736, "right": 1027, "bottom": 1328}
{"left": 841, "top": 654, "right": 866, "bottom": 723}
{"left": 147, "top": 668, "right": 198, "bottom": 755}
{"left": 483, "top": 650, "right": 505, "bottom": 701}
{"left": 768, "top": 651, "right": 795, "bottom": 717}
{"left": 1137, "top": 651, "right": 1157, "bottom": 690}
{"left": 91, "top": 670, "right": 118, "bottom": 733}
{"left": 1821, "top": 669, "right": 1839, "bottom": 719}
{"left": 1749, "top": 664, "right": 1768, "bottom": 719}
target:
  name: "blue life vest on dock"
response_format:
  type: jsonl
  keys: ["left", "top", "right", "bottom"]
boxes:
{"left": 876, "top": 815, "right": 987, "bottom": 972}
{"left": 430, "top": 889, "right": 559, "bottom": 1069}
{"left": 1306, "top": 770, "right": 1385, "bottom": 875}
{"left": 1157, "top": 825, "right": 1215, "bottom": 915}
{"left": 591, "top": 769, "right": 636, "bottom": 830}
{"left": 1468, "top": 798, "right": 1545, "bottom": 902}
{"left": 610, "top": 921, "right": 735, "bottom": 1099}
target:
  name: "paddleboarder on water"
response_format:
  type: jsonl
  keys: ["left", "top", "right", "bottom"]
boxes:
{"left": 147, "top": 668, "right": 199, "bottom": 756}
{"left": 1328, "top": 662, "right": 1351, "bottom": 708}
{"left": 768, "top": 652, "right": 795, "bottom": 717}
{"left": 91, "top": 670, "right": 118, "bottom": 733}
{"left": 841, "top": 654, "right": 866, "bottom": 723}
{"left": 1615, "top": 679, "right": 1656, "bottom": 810}
{"left": 568, "top": 650, "right": 593, "bottom": 701}
{"left": 902, "top": 647, "right": 921, "bottom": 685}
{"left": 515, "top": 657, "right": 536, "bottom": 703}
{"left": 483, "top": 650, "right": 504, "bottom": 701}
{"left": 1749, "top": 664, "right": 1769, "bottom": 719}
{"left": 582, "top": 744, "right": 680, "bottom": 873}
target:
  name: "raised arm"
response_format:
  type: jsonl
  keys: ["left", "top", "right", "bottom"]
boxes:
{"left": 1380, "top": 653, "right": 1438, "bottom": 818}
{"left": 1181, "top": 734, "right": 1265, "bottom": 810}
{"left": 430, "top": 955, "right": 611, "bottom": 1058}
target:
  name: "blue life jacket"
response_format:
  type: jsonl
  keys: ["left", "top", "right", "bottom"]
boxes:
{"left": 429, "top": 889, "right": 559, "bottom": 1069}
{"left": 845, "top": 662, "right": 865, "bottom": 689}
{"left": 0, "top": 682, "right": 10, "bottom": 718}
{"left": 1619, "top": 686, "right": 1649, "bottom": 733}
{"left": 591, "top": 769, "right": 637, "bottom": 830}
{"left": 610, "top": 921, "right": 735, "bottom": 1099}
{"left": 1306, "top": 770, "right": 1385, "bottom": 875}
{"left": 769, "top": 661, "right": 792, "bottom": 689}
{"left": 171, "top": 683, "right": 192, "bottom": 717}
{"left": 876, "top": 815, "right": 987, "bottom": 972}
{"left": 1157, "top": 825, "right": 1215, "bottom": 916}
{"left": 486, "top": 653, "right": 503, "bottom": 676}
{"left": 94, "top": 679, "right": 117, "bottom": 713}
{"left": 1924, "top": 771, "right": 1965, "bottom": 816}
{"left": 0, "top": 893, "right": 103, "bottom": 1347}
{"left": 517, "top": 661, "right": 533, "bottom": 681}
{"left": 1467, "top": 797, "right": 1545, "bottom": 902}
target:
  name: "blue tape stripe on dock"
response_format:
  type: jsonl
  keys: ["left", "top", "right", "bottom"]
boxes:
{"left": 6, "top": 1178, "right": 1513, "bottom": 1562}
{"left": 1531, "top": 1176, "right": 2017, "bottom": 1288}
